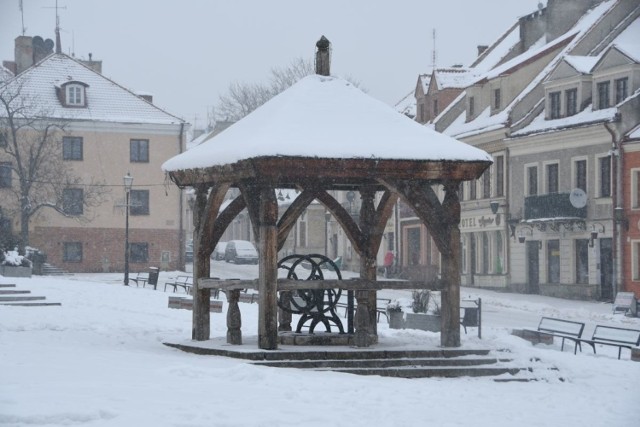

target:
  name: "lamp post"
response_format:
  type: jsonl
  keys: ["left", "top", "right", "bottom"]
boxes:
{"left": 325, "top": 211, "right": 331, "bottom": 257}
{"left": 123, "top": 173, "right": 133, "bottom": 286}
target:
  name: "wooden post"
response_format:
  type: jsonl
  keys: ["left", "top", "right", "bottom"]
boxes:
{"left": 353, "top": 290, "right": 371, "bottom": 347}
{"left": 278, "top": 291, "right": 292, "bottom": 332}
{"left": 226, "top": 289, "right": 242, "bottom": 344}
{"left": 192, "top": 186, "right": 211, "bottom": 341}
{"left": 355, "top": 187, "right": 377, "bottom": 346}
{"left": 440, "top": 182, "right": 461, "bottom": 347}
{"left": 257, "top": 186, "right": 279, "bottom": 350}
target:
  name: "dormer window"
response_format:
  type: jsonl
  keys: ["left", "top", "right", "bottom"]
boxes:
{"left": 59, "top": 81, "right": 88, "bottom": 108}
{"left": 67, "top": 84, "right": 84, "bottom": 105}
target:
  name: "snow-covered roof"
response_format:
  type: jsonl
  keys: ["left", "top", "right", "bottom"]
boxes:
{"left": 470, "top": 22, "right": 521, "bottom": 73}
{"left": 162, "top": 75, "right": 491, "bottom": 172}
{"left": 564, "top": 55, "right": 599, "bottom": 74}
{"left": 417, "top": 74, "right": 430, "bottom": 94}
{"left": 394, "top": 91, "right": 416, "bottom": 118}
{"left": 512, "top": 106, "right": 618, "bottom": 137}
{"left": 0, "top": 53, "right": 184, "bottom": 125}
{"left": 443, "top": 0, "right": 619, "bottom": 139}
{"left": 433, "top": 68, "right": 478, "bottom": 90}
{"left": 0, "top": 64, "right": 13, "bottom": 82}
{"left": 610, "top": 15, "right": 640, "bottom": 62}
{"left": 628, "top": 124, "right": 640, "bottom": 140}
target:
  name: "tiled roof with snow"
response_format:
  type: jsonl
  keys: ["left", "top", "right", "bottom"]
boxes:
{"left": 0, "top": 65, "right": 13, "bottom": 82}
{"left": 628, "top": 124, "right": 640, "bottom": 140}
{"left": 394, "top": 91, "right": 416, "bottom": 118}
{"left": 0, "top": 54, "right": 184, "bottom": 125}
{"left": 512, "top": 106, "right": 618, "bottom": 137}
{"left": 418, "top": 74, "right": 430, "bottom": 94}
{"left": 162, "top": 75, "right": 491, "bottom": 172}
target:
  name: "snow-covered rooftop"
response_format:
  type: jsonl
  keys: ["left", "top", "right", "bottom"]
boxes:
{"left": 394, "top": 90, "right": 416, "bottom": 118}
{"left": 471, "top": 22, "right": 521, "bottom": 74}
{"left": 0, "top": 54, "right": 184, "bottom": 125}
{"left": 512, "top": 106, "right": 618, "bottom": 137}
{"left": 417, "top": 74, "right": 430, "bottom": 94}
{"left": 433, "top": 68, "right": 479, "bottom": 90}
{"left": 163, "top": 75, "right": 491, "bottom": 172}
{"left": 610, "top": 15, "right": 640, "bottom": 62}
{"left": 564, "top": 55, "right": 599, "bottom": 74}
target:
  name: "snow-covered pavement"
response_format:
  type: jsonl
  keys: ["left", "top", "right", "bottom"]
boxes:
{"left": 1, "top": 263, "right": 639, "bottom": 426}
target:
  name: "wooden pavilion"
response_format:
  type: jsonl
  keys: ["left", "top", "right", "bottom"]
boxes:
{"left": 163, "top": 37, "right": 492, "bottom": 350}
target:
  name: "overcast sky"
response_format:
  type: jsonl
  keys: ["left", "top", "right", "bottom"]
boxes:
{"left": 1, "top": 1, "right": 542, "bottom": 132}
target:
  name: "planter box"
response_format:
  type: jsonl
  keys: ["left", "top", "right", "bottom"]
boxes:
{"left": 404, "top": 312, "right": 441, "bottom": 332}
{"left": 0, "top": 266, "right": 32, "bottom": 278}
{"left": 387, "top": 310, "right": 404, "bottom": 329}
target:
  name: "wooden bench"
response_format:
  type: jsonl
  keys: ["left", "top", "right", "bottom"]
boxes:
{"left": 532, "top": 317, "right": 586, "bottom": 354}
{"left": 130, "top": 272, "right": 149, "bottom": 287}
{"left": 164, "top": 275, "right": 193, "bottom": 293}
{"left": 579, "top": 325, "right": 640, "bottom": 360}
{"left": 336, "top": 297, "right": 391, "bottom": 322}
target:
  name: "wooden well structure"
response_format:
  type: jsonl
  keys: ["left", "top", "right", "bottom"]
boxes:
{"left": 163, "top": 37, "right": 491, "bottom": 350}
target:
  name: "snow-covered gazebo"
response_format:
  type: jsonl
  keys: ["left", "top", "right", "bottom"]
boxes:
{"left": 163, "top": 37, "right": 492, "bottom": 350}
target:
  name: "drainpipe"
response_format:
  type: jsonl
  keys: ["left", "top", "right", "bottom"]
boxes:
{"left": 604, "top": 121, "right": 622, "bottom": 299}
{"left": 177, "top": 122, "right": 185, "bottom": 271}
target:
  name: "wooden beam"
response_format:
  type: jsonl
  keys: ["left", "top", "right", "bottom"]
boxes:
{"left": 199, "top": 278, "right": 443, "bottom": 291}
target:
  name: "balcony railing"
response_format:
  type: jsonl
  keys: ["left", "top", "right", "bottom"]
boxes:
{"left": 524, "top": 192, "right": 587, "bottom": 220}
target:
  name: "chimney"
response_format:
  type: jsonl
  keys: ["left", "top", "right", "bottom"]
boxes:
{"left": 80, "top": 53, "right": 103, "bottom": 73}
{"left": 14, "top": 36, "right": 34, "bottom": 74}
{"left": 477, "top": 45, "right": 489, "bottom": 56}
{"left": 137, "top": 92, "right": 153, "bottom": 103}
{"left": 315, "top": 36, "right": 331, "bottom": 76}
{"left": 32, "top": 36, "right": 54, "bottom": 64}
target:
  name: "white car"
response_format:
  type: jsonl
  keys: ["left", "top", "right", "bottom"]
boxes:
{"left": 224, "top": 240, "right": 258, "bottom": 264}
{"left": 212, "top": 242, "right": 227, "bottom": 260}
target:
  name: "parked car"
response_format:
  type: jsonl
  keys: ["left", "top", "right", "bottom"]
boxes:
{"left": 224, "top": 240, "right": 258, "bottom": 264}
{"left": 212, "top": 242, "right": 227, "bottom": 260}
{"left": 185, "top": 241, "right": 193, "bottom": 263}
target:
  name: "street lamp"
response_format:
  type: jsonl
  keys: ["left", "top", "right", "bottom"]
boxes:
{"left": 123, "top": 173, "right": 134, "bottom": 286}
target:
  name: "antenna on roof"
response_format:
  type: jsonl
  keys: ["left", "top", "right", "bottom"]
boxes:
{"left": 431, "top": 28, "right": 437, "bottom": 70}
{"left": 43, "top": 0, "right": 66, "bottom": 53}
{"left": 19, "top": 0, "right": 26, "bottom": 36}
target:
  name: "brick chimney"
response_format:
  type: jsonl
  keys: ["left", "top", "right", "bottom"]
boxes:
{"left": 477, "top": 45, "right": 489, "bottom": 56}
{"left": 315, "top": 36, "right": 331, "bottom": 76}
{"left": 80, "top": 53, "right": 103, "bottom": 74}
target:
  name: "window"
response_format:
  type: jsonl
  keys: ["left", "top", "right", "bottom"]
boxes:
{"left": 599, "top": 156, "right": 611, "bottom": 197}
{"left": 130, "top": 242, "right": 149, "bottom": 263}
{"left": 549, "top": 91, "right": 561, "bottom": 119}
{"left": 433, "top": 99, "right": 439, "bottom": 117}
{"left": 481, "top": 232, "right": 489, "bottom": 273}
{"left": 62, "top": 136, "right": 83, "bottom": 160}
{"left": 130, "top": 139, "right": 149, "bottom": 163}
{"left": 66, "top": 84, "right": 85, "bottom": 106}
{"left": 494, "top": 88, "right": 501, "bottom": 110}
{"left": 546, "top": 163, "right": 559, "bottom": 194}
{"left": 495, "top": 155, "right": 504, "bottom": 197}
{"left": 547, "top": 240, "right": 560, "bottom": 284}
{"left": 130, "top": 189, "right": 149, "bottom": 215}
{"left": 63, "top": 242, "right": 83, "bottom": 262}
{"left": 0, "top": 130, "right": 7, "bottom": 147}
{"left": 633, "top": 241, "right": 640, "bottom": 280}
{"left": 495, "top": 231, "right": 504, "bottom": 274}
{"left": 566, "top": 89, "right": 577, "bottom": 116}
{"left": 469, "top": 96, "right": 475, "bottom": 117}
{"left": 597, "top": 81, "right": 610, "bottom": 109}
{"left": 459, "top": 182, "right": 465, "bottom": 201}
{"left": 632, "top": 169, "right": 640, "bottom": 208}
{"left": 0, "top": 162, "right": 11, "bottom": 188}
{"left": 407, "top": 227, "right": 421, "bottom": 266}
{"left": 615, "top": 78, "right": 628, "bottom": 104}
{"left": 575, "top": 239, "right": 589, "bottom": 284}
{"left": 527, "top": 165, "right": 538, "bottom": 196}
{"left": 418, "top": 103, "right": 425, "bottom": 122}
{"left": 63, "top": 188, "right": 84, "bottom": 215}
{"left": 575, "top": 159, "right": 587, "bottom": 192}
{"left": 469, "top": 179, "right": 477, "bottom": 200}
{"left": 483, "top": 168, "right": 491, "bottom": 198}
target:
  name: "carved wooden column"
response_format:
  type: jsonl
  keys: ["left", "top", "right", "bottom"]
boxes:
{"left": 353, "top": 289, "right": 371, "bottom": 347}
{"left": 226, "top": 289, "right": 242, "bottom": 344}
{"left": 440, "top": 182, "right": 462, "bottom": 347}
{"left": 192, "top": 185, "right": 211, "bottom": 341}
{"left": 355, "top": 187, "right": 377, "bottom": 346}
{"left": 257, "top": 185, "right": 279, "bottom": 350}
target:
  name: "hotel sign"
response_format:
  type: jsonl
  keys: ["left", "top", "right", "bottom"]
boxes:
{"left": 460, "top": 214, "right": 502, "bottom": 231}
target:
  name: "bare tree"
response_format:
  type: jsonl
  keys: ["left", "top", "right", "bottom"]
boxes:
{"left": 0, "top": 80, "right": 109, "bottom": 253}
{"left": 214, "top": 57, "right": 363, "bottom": 122}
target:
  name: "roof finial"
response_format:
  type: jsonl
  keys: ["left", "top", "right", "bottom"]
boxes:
{"left": 315, "top": 36, "right": 331, "bottom": 76}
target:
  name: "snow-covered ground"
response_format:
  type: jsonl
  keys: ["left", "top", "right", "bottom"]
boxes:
{"left": 2, "top": 262, "right": 639, "bottom": 426}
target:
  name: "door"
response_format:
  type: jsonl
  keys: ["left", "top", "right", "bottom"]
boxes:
{"left": 599, "top": 238, "right": 613, "bottom": 301}
{"left": 526, "top": 241, "right": 539, "bottom": 294}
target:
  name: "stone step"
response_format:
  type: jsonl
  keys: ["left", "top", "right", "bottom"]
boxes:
{"left": 0, "top": 302, "right": 62, "bottom": 307}
{"left": 0, "top": 289, "right": 31, "bottom": 295}
{"left": 322, "top": 365, "right": 524, "bottom": 379}
{"left": 254, "top": 356, "right": 506, "bottom": 369}
{"left": 0, "top": 284, "right": 17, "bottom": 288}
{"left": 0, "top": 295, "right": 46, "bottom": 302}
